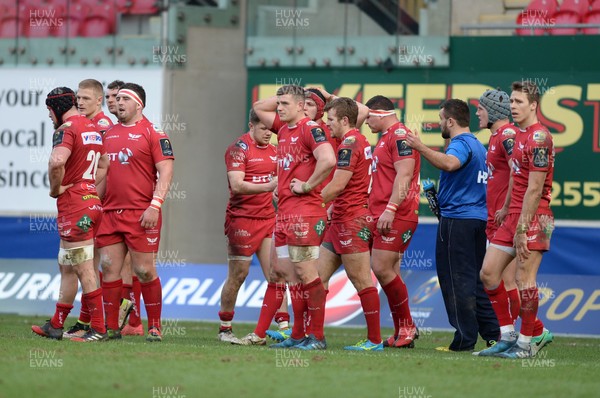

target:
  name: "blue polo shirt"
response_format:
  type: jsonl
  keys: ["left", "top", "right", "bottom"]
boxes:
{"left": 438, "top": 133, "right": 488, "bottom": 220}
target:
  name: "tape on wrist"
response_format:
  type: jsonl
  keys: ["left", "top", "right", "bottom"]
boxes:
{"left": 386, "top": 202, "right": 399, "bottom": 213}
{"left": 302, "top": 182, "right": 312, "bottom": 193}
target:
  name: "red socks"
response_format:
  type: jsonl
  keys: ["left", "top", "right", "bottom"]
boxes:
{"left": 218, "top": 311, "right": 234, "bottom": 331}
{"left": 304, "top": 278, "right": 326, "bottom": 340}
{"left": 51, "top": 303, "right": 73, "bottom": 329}
{"left": 506, "top": 288, "right": 521, "bottom": 323}
{"left": 254, "top": 283, "right": 286, "bottom": 338}
{"left": 359, "top": 287, "right": 381, "bottom": 344}
{"left": 78, "top": 295, "right": 91, "bottom": 324}
{"left": 141, "top": 277, "right": 162, "bottom": 330}
{"left": 382, "top": 276, "right": 413, "bottom": 336}
{"left": 128, "top": 276, "right": 142, "bottom": 327}
{"left": 519, "top": 287, "right": 539, "bottom": 337}
{"left": 485, "top": 280, "right": 513, "bottom": 327}
{"left": 289, "top": 283, "right": 307, "bottom": 340}
{"left": 83, "top": 288, "right": 106, "bottom": 334}
{"left": 102, "top": 279, "right": 123, "bottom": 330}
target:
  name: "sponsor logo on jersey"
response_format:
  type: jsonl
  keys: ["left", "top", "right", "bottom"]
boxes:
{"left": 52, "top": 130, "right": 64, "bottom": 147}
{"left": 313, "top": 220, "right": 326, "bottom": 236}
{"left": 248, "top": 158, "right": 264, "bottom": 162}
{"left": 118, "top": 148, "right": 134, "bottom": 164}
{"left": 532, "top": 147, "right": 549, "bottom": 168}
{"left": 396, "top": 139, "right": 412, "bottom": 156}
{"left": 337, "top": 148, "right": 352, "bottom": 168}
{"left": 82, "top": 131, "right": 102, "bottom": 145}
{"left": 364, "top": 146, "right": 372, "bottom": 160}
{"left": 311, "top": 127, "right": 327, "bottom": 143}
{"left": 294, "top": 230, "right": 309, "bottom": 238}
{"left": 381, "top": 236, "right": 396, "bottom": 243}
{"left": 357, "top": 227, "right": 371, "bottom": 242}
{"left": 291, "top": 136, "right": 299, "bottom": 144}
{"left": 279, "top": 153, "right": 293, "bottom": 171}
{"left": 234, "top": 229, "right": 251, "bottom": 237}
{"left": 146, "top": 237, "right": 159, "bottom": 244}
{"left": 98, "top": 118, "right": 110, "bottom": 127}
{"left": 340, "top": 239, "right": 352, "bottom": 247}
{"left": 60, "top": 229, "right": 71, "bottom": 237}
{"left": 235, "top": 140, "right": 248, "bottom": 150}
{"left": 76, "top": 215, "right": 92, "bottom": 232}
{"left": 88, "top": 205, "right": 102, "bottom": 211}
{"left": 128, "top": 133, "right": 142, "bottom": 140}
{"left": 269, "top": 156, "right": 277, "bottom": 162}
{"left": 502, "top": 137, "right": 515, "bottom": 155}
{"left": 306, "top": 121, "right": 318, "bottom": 127}
{"left": 402, "top": 229, "right": 413, "bottom": 244}
{"left": 502, "top": 128, "right": 516, "bottom": 137}
{"left": 394, "top": 128, "right": 407, "bottom": 136}
{"left": 82, "top": 194, "right": 100, "bottom": 201}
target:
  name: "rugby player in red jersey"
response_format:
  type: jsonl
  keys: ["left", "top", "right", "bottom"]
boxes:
{"left": 318, "top": 97, "right": 382, "bottom": 351}
{"left": 32, "top": 87, "right": 109, "bottom": 342}
{"left": 365, "top": 95, "right": 420, "bottom": 348}
{"left": 96, "top": 83, "right": 174, "bottom": 342}
{"left": 217, "top": 109, "right": 278, "bottom": 344}
{"left": 268, "top": 85, "right": 336, "bottom": 350}
{"left": 476, "top": 81, "right": 555, "bottom": 358}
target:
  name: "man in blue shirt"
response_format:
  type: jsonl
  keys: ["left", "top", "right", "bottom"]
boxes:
{"left": 406, "top": 99, "right": 499, "bottom": 351}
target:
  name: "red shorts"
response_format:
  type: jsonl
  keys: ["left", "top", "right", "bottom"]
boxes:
{"left": 371, "top": 217, "right": 418, "bottom": 253}
{"left": 96, "top": 209, "right": 162, "bottom": 253}
{"left": 57, "top": 205, "right": 103, "bottom": 242}
{"left": 224, "top": 215, "right": 275, "bottom": 257}
{"left": 486, "top": 222, "right": 499, "bottom": 242}
{"left": 274, "top": 213, "right": 327, "bottom": 247}
{"left": 491, "top": 212, "right": 554, "bottom": 252}
{"left": 323, "top": 214, "right": 374, "bottom": 255}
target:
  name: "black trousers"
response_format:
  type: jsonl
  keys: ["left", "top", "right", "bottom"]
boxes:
{"left": 436, "top": 217, "right": 499, "bottom": 350}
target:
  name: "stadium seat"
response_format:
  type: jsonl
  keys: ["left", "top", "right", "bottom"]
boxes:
{"left": 558, "top": 0, "right": 590, "bottom": 16}
{"left": 80, "top": 3, "right": 116, "bottom": 37}
{"left": 516, "top": 11, "right": 548, "bottom": 35}
{"left": 590, "top": 0, "right": 600, "bottom": 12}
{"left": 23, "top": 2, "right": 65, "bottom": 37}
{"left": 583, "top": 10, "right": 600, "bottom": 34}
{"left": 0, "top": 4, "right": 28, "bottom": 38}
{"left": 550, "top": 11, "right": 580, "bottom": 35}
{"left": 54, "top": 2, "right": 88, "bottom": 37}
{"left": 128, "top": 0, "right": 161, "bottom": 15}
{"left": 525, "top": 0, "right": 559, "bottom": 16}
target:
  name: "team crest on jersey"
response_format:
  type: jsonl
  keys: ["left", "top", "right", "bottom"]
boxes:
{"left": 98, "top": 118, "right": 110, "bottom": 127}
{"left": 396, "top": 139, "right": 412, "bottom": 156}
{"left": 235, "top": 140, "right": 248, "bottom": 150}
{"left": 269, "top": 155, "right": 278, "bottom": 162}
{"left": 128, "top": 133, "right": 142, "bottom": 141}
{"left": 343, "top": 136, "right": 356, "bottom": 145}
{"left": 52, "top": 130, "right": 64, "bottom": 147}
{"left": 532, "top": 147, "right": 549, "bottom": 168}
{"left": 160, "top": 138, "right": 174, "bottom": 156}
{"left": 337, "top": 148, "right": 352, "bottom": 167}
{"left": 311, "top": 127, "right": 327, "bottom": 143}
{"left": 394, "top": 128, "right": 407, "bottom": 136}
{"left": 502, "top": 137, "right": 515, "bottom": 155}
{"left": 532, "top": 130, "right": 547, "bottom": 143}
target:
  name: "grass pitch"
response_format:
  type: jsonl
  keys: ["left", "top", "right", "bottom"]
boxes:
{"left": 0, "top": 314, "right": 599, "bottom": 398}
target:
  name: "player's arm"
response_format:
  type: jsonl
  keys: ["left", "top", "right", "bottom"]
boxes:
{"left": 253, "top": 96, "right": 278, "bottom": 129}
{"left": 377, "top": 158, "right": 415, "bottom": 233}
{"left": 316, "top": 87, "right": 370, "bottom": 127}
{"left": 48, "top": 146, "right": 72, "bottom": 198}
{"left": 228, "top": 171, "right": 277, "bottom": 195}
{"left": 292, "top": 144, "right": 336, "bottom": 195}
{"left": 95, "top": 154, "right": 110, "bottom": 200}
{"left": 139, "top": 159, "right": 173, "bottom": 229}
{"left": 405, "top": 132, "right": 460, "bottom": 171}
{"left": 321, "top": 169, "right": 352, "bottom": 204}
{"left": 514, "top": 170, "right": 546, "bottom": 262}
{"left": 495, "top": 160, "right": 513, "bottom": 225}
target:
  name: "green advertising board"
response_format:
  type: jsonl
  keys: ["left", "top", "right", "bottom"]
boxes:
{"left": 248, "top": 36, "right": 600, "bottom": 221}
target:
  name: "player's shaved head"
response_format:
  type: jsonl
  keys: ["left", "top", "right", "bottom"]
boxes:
{"left": 365, "top": 95, "right": 394, "bottom": 111}
{"left": 78, "top": 79, "right": 104, "bottom": 98}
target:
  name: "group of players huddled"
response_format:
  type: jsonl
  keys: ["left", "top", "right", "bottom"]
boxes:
{"left": 219, "top": 82, "right": 555, "bottom": 358}
{"left": 31, "top": 79, "right": 555, "bottom": 359}
{"left": 32, "top": 79, "right": 174, "bottom": 342}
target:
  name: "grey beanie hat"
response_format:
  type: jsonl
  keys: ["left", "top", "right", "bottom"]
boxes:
{"left": 479, "top": 89, "right": 511, "bottom": 128}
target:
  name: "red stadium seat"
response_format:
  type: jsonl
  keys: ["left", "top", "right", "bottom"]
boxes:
{"left": 23, "top": 3, "right": 65, "bottom": 38}
{"left": 0, "top": 4, "right": 28, "bottom": 38}
{"left": 583, "top": 10, "right": 600, "bottom": 34}
{"left": 526, "top": 0, "right": 559, "bottom": 16}
{"left": 558, "top": 0, "right": 590, "bottom": 16}
{"left": 54, "top": 3, "right": 88, "bottom": 37}
{"left": 128, "top": 0, "right": 160, "bottom": 15}
{"left": 590, "top": 0, "right": 600, "bottom": 12}
{"left": 550, "top": 11, "right": 581, "bottom": 35}
{"left": 516, "top": 11, "right": 548, "bottom": 35}
{"left": 80, "top": 3, "right": 116, "bottom": 36}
